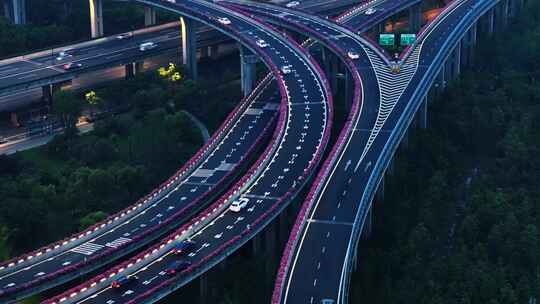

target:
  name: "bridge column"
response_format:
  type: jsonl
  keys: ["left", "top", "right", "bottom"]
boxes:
{"left": 437, "top": 64, "right": 446, "bottom": 91}
{"left": 420, "top": 96, "right": 428, "bottom": 129}
{"left": 125, "top": 62, "right": 144, "bottom": 78}
{"left": 3, "top": 1, "right": 9, "bottom": 20}
{"left": 502, "top": 0, "right": 510, "bottom": 27}
{"left": 42, "top": 84, "right": 53, "bottom": 104}
{"left": 240, "top": 46, "right": 259, "bottom": 96}
{"left": 494, "top": 0, "right": 509, "bottom": 31}
{"left": 125, "top": 63, "right": 135, "bottom": 79}
{"left": 181, "top": 16, "right": 198, "bottom": 80}
{"left": 408, "top": 3, "right": 422, "bottom": 33}
{"left": 144, "top": 7, "right": 156, "bottom": 26}
{"left": 208, "top": 45, "right": 219, "bottom": 60}
{"left": 331, "top": 56, "right": 339, "bottom": 93}
{"left": 485, "top": 8, "right": 495, "bottom": 37}
{"left": 3, "top": 0, "right": 26, "bottom": 24}
{"left": 89, "top": 0, "right": 104, "bottom": 38}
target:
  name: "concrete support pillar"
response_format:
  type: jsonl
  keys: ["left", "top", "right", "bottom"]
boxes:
{"left": 444, "top": 58, "right": 453, "bottom": 83}
{"left": 487, "top": 8, "right": 495, "bottom": 37}
{"left": 460, "top": 37, "right": 470, "bottom": 68}
{"left": 42, "top": 84, "right": 53, "bottom": 104}
{"left": 420, "top": 96, "right": 428, "bottom": 129}
{"left": 240, "top": 46, "right": 259, "bottom": 96}
{"left": 330, "top": 56, "right": 339, "bottom": 92}
{"left": 408, "top": 4, "right": 422, "bottom": 33}
{"left": 437, "top": 64, "right": 446, "bottom": 90}
{"left": 144, "top": 6, "right": 156, "bottom": 26}
{"left": 135, "top": 61, "right": 144, "bottom": 74}
{"left": 501, "top": 0, "right": 509, "bottom": 28}
{"left": 3, "top": 1, "right": 10, "bottom": 20}
{"left": 12, "top": 0, "right": 25, "bottom": 24}
{"left": 89, "top": 0, "right": 104, "bottom": 38}
{"left": 208, "top": 45, "right": 219, "bottom": 60}
{"left": 125, "top": 62, "right": 143, "bottom": 78}
{"left": 466, "top": 23, "right": 477, "bottom": 67}
{"left": 321, "top": 47, "right": 332, "bottom": 83}
{"left": 199, "top": 274, "right": 208, "bottom": 304}
{"left": 181, "top": 16, "right": 198, "bottom": 80}
{"left": 125, "top": 63, "right": 135, "bottom": 79}
{"left": 4, "top": 0, "right": 26, "bottom": 24}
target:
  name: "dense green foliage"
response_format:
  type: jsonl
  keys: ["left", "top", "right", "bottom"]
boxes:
{"left": 352, "top": 3, "right": 540, "bottom": 303}
{"left": 0, "top": 65, "right": 242, "bottom": 257}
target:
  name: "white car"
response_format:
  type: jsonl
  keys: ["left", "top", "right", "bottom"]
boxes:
{"left": 364, "top": 8, "right": 377, "bottom": 15}
{"left": 256, "top": 39, "right": 268, "bottom": 48}
{"left": 347, "top": 50, "right": 359, "bottom": 60}
{"left": 217, "top": 17, "right": 231, "bottom": 25}
{"left": 229, "top": 198, "right": 249, "bottom": 212}
{"left": 139, "top": 42, "right": 157, "bottom": 51}
{"left": 56, "top": 50, "right": 73, "bottom": 61}
{"left": 286, "top": 1, "right": 300, "bottom": 8}
{"left": 281, "top": 65, "right": 292, "bottom": 74}
{"left": 116, "top": 33, "right": 133, "bottom": 40}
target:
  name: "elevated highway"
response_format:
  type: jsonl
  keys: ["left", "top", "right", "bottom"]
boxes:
{"left": 0, "top": 1, "right": 354, "bottom": 302}
{"left": 42, "top": 0, "right": 332, "bottom": 302}
{"left": 268, "top": 0, "right": 524, "bottom": 303}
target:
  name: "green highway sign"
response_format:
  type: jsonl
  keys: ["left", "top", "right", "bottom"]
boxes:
{"left": 400, "top": 33, "right": 417, "bottom": 45}
{"left": 379, "top": 33, "right": 395, "bottom": 46}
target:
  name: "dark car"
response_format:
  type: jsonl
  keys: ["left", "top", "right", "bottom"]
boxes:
{"left": 63, "top": 63, "right": 82, "bottom": 71}
{"left": 165, "top": 260, "right": 191, "bottom": 276}
{"left": 172, "top": 240, "right": 196, "bottom": 255}
{"left": 111, "top": 275, "right": 138, "bottom": 289}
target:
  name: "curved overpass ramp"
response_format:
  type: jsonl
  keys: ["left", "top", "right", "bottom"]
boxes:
{"left": 43, "top": 0, "right": 332, "bottom": 303}
{"left": 271, "top": 0, "right": 513, "bottom": 303}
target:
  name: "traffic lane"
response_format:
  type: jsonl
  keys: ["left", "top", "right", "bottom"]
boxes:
{"left": 0, "top": 61, "right": 39, "bottom": 78}
{"left": 290, "top": 0, "right": 475, "bottom": 295}
{"left": 283, "top": 223, "right": 353, "bottom": 304}
{"left": 74, "top": 198, "right": 277, "bottom": 304}
{"left": 0, "top": 27, "right": 224, "bottom": 90}
{"left": 0, "top": 65, "right": 62, "bottom": 88}
{"left": 343, "top": 0, "right": 420, "bottom": 30}
{"left": 72, "top": 69, "right": 329, "bottom": 303}
{"left": 284, "top": 130, "right": 394, "bottom": 304}
{"left": 58, "top": 0, "right": 331, "bottom": 300}
{"left": 0, "top": 101, "right": 278, "bottom": 286}
{"left": 284, "top": 1, "right": 475, "bottom": 301}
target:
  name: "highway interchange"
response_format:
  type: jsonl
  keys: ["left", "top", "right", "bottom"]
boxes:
{"left": 0, "top": 0, "right": 516, "bottom": 303}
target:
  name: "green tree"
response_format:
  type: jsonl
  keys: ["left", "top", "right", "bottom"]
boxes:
{"left": 53, "top": 91, "right": 84, "bottom": 137}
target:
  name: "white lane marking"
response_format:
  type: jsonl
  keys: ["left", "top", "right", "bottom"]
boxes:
{"left": 105, "top": 237, "right": 132, "bottom": 248}
{"left": 71, "top": 242, "right": 105, "bottom": 256}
